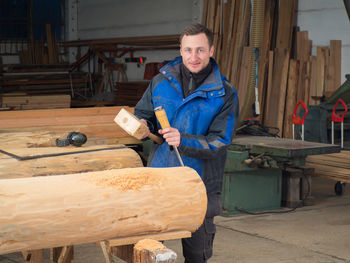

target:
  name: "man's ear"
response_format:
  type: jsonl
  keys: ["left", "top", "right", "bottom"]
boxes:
{"left": 210, "top": 45, "right": 215, "bottom": 57}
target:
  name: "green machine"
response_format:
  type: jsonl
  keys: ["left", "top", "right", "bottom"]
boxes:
{"left": 221, "top": 136, "right": 340, "bottom": 216}
{"left": 303, "top": 75, "right": 350, "bottom": 147}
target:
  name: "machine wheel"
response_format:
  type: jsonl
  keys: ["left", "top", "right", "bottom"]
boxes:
{"left": 335, "top": 181, "right": 346, "bottom": 196}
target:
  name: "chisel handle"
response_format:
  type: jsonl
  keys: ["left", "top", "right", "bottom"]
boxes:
{"left": 154, "top": 106, "right": 171, "bottom": 129}
{"left": 154, "top": 106, "right": 184, "bottom": 167}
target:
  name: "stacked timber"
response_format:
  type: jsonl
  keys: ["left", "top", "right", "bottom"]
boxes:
{"left": 1, "top": 93, "right": 71, "bottom": 110}
{"left": 0, "top": 106, "right": 140, "bottom": 148}
{"left": 202, "top": 0, "right": 342, "bottom": 138}
{"left": 0, "top": 167, "right": 207, "bottom": 255}
{"left": 115, "top": 81, "right": 150, "bottom": 106}
{"left": 305, "top": 151, "right": 350, "bottom": 183}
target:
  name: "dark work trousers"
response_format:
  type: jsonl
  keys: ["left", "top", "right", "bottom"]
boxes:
{"left": 182, "top": 193, "right": 221, "bottom": 263}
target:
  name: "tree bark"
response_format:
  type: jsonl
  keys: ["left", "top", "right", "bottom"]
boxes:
{"left": 0, "top": 167, "right": 207, "bottom": 254}
{"left": 0, "top": 145, "right": 143, "bottom": 179}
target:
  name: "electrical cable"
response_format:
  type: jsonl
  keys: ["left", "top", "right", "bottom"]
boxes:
{"left": 236, "top": 119, "right": 280, "bottom": 137}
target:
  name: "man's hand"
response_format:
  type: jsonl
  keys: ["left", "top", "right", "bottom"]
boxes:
{"left": 140, "top": 119, "right": 150, "bottom": 139}
{"left": 159, "top": 127, "right": 181, "bottom": 147}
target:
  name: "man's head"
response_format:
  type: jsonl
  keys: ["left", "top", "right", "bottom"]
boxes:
{"left": 180, "top": 24, "right": 214, "bottom": 73}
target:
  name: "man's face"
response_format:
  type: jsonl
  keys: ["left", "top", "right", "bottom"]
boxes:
{"left": 180, "top": 33, "right": 214, "bottom": 73}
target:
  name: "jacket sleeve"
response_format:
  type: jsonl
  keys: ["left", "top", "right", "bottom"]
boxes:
{"left": 178, "top": 85, "right": 239, "bottom": 159}
{"left": 134, "top": 79, "right": 158, "bottom": 134}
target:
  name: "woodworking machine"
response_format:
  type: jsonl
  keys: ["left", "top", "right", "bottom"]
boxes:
{"left": 221, "top": 135, "right": 340, "bottom": 215}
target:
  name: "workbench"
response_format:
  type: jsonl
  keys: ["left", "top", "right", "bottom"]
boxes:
{"left": 222, "top": 135, "right": 340, "bottom": 215}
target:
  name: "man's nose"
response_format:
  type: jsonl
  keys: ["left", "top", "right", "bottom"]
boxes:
{"left": 191, "top": 51, "right": 198, "bottom": 59}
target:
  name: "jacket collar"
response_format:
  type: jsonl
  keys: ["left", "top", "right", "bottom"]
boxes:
{"left": 160, "top": 57, "right": 224, "bottom": 93}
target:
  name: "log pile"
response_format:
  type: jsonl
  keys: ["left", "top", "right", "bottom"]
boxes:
{"left": 305, "top": 151, "right": 350, "bottom": 183}
{"left": 202, "top": 0, "right": 342, "bottom": 138}
{"left": 0, "top": 167, "right": 207, "bottom": 255}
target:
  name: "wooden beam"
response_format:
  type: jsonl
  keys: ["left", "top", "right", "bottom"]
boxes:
{"left": 133, "top": 239, "right": 177, "bottom": 263}
{"left": 0, "top": 167, "right": 207, "bottom": 255}
{"left": 283, "top": 59, "right": 299, "bottom": 138}
{"left": 264, "top": 48, "right": 290, "bottom": 136}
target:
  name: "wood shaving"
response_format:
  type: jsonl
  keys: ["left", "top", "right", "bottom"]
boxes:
{"left": 134, "top": 239, "right": 165, "bottom": 251}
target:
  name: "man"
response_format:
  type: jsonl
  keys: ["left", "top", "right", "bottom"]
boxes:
{"left": 134, "top": 23, "right": 239, "bottom": 262}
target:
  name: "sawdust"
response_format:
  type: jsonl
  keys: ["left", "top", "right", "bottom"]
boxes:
{"left": 85, "top": 169, "right": 161, "bottom": 191}
{"left": 134, "top": 239, "right": 165, "bottom": 251}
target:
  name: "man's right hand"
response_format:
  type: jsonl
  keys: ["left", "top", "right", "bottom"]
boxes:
{"left": 140, "top": 119, "right": 151, "bottom": 139}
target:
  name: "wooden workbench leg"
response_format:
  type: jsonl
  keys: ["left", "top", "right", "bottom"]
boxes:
{"left": 50, "top": 246, "right": 74, "bottom": 263}
{"left": 100, "top": 241, "right": 114, "bottom": 263}
{"left": 133, "top": 239, "right": 177, "bottom": 263}
{"left": 22, "top": 249, "right": 43, "bottom": 263}
{"left": 111, "top": 244, "right": 134, "bottom": 263}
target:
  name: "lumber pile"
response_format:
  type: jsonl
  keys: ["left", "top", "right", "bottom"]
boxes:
{"left": 305, "top": 151, "right": 350, "bottom": 183}
{"left": 115, "top": 81, "right": 150, "bottom": 106}
{"left": 0, "top": 106, "right": 140, "bottom": 147}
{"left": 202, "top": 0, "right": 342, "bottom": 138}
{"left": 18, "top": 24, "right": 61, "bottom": 65}
{"left": 0, "top": 167, "right": 207, "bottom": 255}
{"left": 1, "top": 93, "right": 71, "bottom": 110}
{"left": 0, "top": 68, "right": 91, "bottom": 97}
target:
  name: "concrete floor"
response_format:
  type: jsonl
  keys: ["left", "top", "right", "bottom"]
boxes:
{"left": 1, "top": 177, "right": 349, "bottom": 263}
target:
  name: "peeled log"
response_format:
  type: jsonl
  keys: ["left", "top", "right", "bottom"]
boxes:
{"left": 0, "top": 145, "right": 143, "bottom": 179}
{"left": 0, "top": 167, "right": 207, "bottom": 255}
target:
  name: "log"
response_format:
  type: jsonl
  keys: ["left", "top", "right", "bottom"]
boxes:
{"left": 0, "top": 129, "right": 139, "bottom": 148}
{"left": 0, "top": 145, "right": 143, "bottom": 179}
{"left": 0, "top": 167, "right": 207, "bottom": 254}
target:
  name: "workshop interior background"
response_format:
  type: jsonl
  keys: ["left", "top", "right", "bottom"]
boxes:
{"left": 0, "top": 0, "right": 350, "bottom": 143}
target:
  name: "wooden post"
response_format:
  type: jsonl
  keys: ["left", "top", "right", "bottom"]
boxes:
{"left": 22, "top": 250, "right": 43, "bottom": 263}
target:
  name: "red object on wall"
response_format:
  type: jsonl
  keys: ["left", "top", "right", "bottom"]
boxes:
{"left": 144, "top": 62, "right": 163, "bottom": 80}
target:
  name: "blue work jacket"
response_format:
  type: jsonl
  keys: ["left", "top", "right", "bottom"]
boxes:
{"left": 135, "top": 57, "right": 239, "bottom": 194}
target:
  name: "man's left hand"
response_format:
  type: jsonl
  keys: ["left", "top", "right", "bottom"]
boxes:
{"left": 159, "top": 127, "right": 181, "bottom": 147}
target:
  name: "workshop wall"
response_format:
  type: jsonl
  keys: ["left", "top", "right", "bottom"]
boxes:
{"left": 67, "top": 0, "right": 202, "bottom": 81}
{"left": 297, "top": 0, "right": 350, "bottom": 83}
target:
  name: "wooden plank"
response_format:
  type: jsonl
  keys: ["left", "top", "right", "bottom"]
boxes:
{"left": 109, "top": 231, "right": 191, "bottom": 247}
{"left": 0, "top": 106, "right": 132, "bottom": 128}
{"left": 276, "top": 0, "right": 296, "bottom": 49}
{"left": 258, "top": 0, "right": 276, "bottom": 123}
{"left": 316, "top": 46, "right": 328, "bottom": 98}
{"left": 309, "top": 56, "right": 318, "bottom": 105}
{"left": 327, "top": 40, "right": 342, "bottom": 95}
{"left": 283, "top": 59, "right": 299, "bottom": 138}
{"left": 236, "top": 46, "right": 252, "bottom": 120}
{"left": 46, "top": 24, "right": 56, "bottom": 64}
{"left": 1, "top": 94, "right": 71, "bottom": 110}
{"left": 230, "top": 0, "right": 251, "bottom": 85}
{"left": 264, "top": 48, "right": 290, "bottom": 136}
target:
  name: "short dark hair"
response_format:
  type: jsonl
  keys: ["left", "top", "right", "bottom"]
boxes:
{"left": 179, "top": 23, "right": 214, "bottom": 47}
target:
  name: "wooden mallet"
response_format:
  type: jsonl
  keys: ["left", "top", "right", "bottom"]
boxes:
{"left": 114, "top": 108, "right": 163, "bottom": 144}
